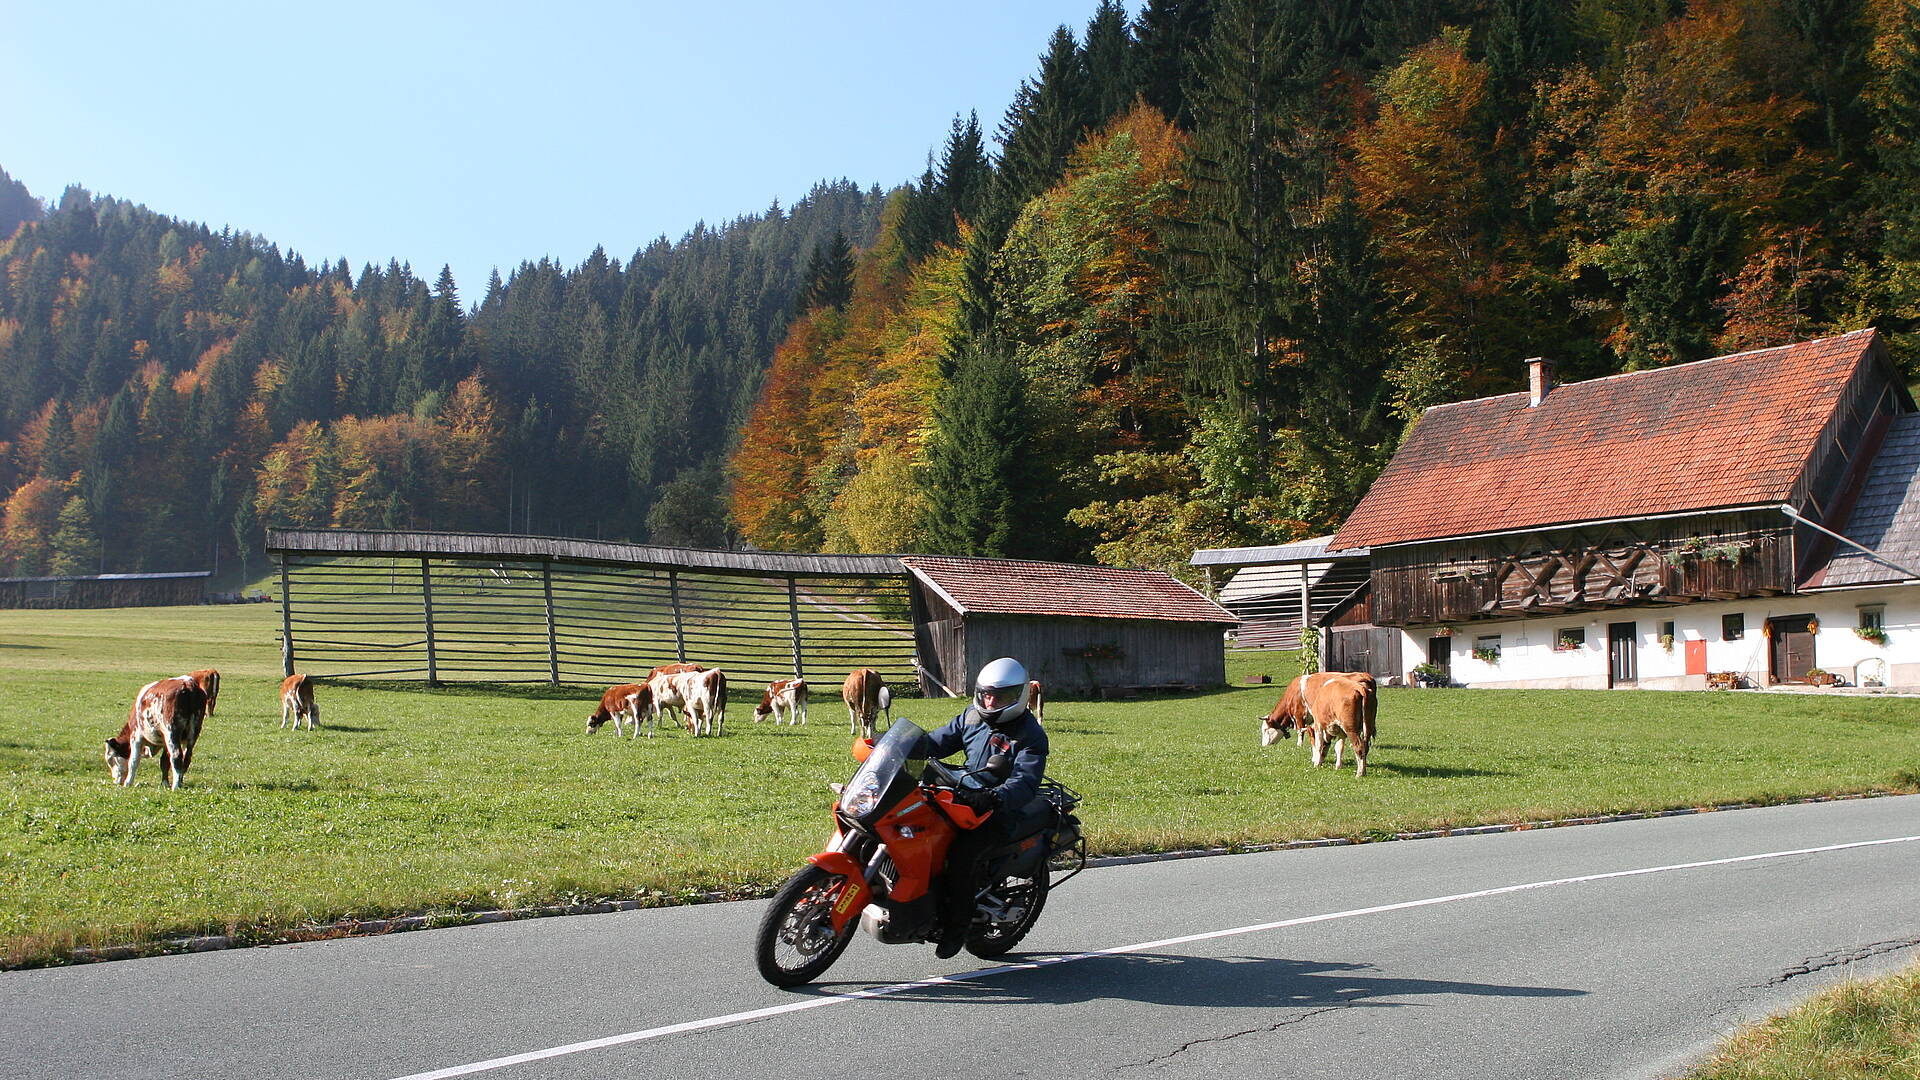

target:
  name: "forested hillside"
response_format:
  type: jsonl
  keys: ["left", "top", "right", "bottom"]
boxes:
{"left": 730, "top": 0, "right": 1920, "bottom": 575}
{"left": 9, "top": 0, "right": 1920, "bottom": 582}
{"left": 0, "top": 177, "right": 882, "bottom": 576}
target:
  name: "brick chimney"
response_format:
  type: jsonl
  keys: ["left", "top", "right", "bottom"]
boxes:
{"left": 1526, "top": 357, "right": 1554, "bottom": 407}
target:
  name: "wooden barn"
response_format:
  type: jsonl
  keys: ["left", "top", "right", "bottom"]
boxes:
{"left": 0, "top": 570, "right": 209, "bottom": 609}
{"left": 901, "top": 556, "right": 1238, "bottom": 697}
{"left": 1190, "top": 536, "right": 1370, "bottom": 650}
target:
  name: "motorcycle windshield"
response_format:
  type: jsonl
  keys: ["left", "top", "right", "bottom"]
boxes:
{"left": 840, "top": 719, "right": 928, "bottom": 825}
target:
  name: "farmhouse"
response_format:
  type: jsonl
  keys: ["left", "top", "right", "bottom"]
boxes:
{"left": 901, "top": 556, "right": 1238, "bottom": 697}
{"left": 1199, "top": 329, "right": 1920, "bottom": 690}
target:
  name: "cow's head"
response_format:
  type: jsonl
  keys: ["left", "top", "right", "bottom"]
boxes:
{"left": 1258, "top": 714, "right": 1293, "bottom": 747}
{"left": 104, "top": 736, "right": 133, "bottom": 782}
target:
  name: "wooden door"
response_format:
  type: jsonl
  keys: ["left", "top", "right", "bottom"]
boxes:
{"left": 1329, "top": 627, "right": 1401, "bottom": 678}
{"left": 1426, "top": 637, "right": 1452, "bottom": 681}
{"left": 1608, "top": 622, "right": 1637, "bottom": 687}
{"left": 1768, "top": 616, "right": 1816, "bottom": 684}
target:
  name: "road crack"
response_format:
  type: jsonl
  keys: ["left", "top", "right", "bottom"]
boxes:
{"left": 1752, "top": 938, "right": 1920, "bottom": 988}
{"left": 1116, "top": 1003, "right": 1355, "bottom": 1070}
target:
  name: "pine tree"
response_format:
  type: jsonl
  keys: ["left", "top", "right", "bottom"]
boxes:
{"left": 1081, "top": 0, "right": 1138, "bottom": 126}
{"left": 918, "top": 337, "right": 1037, "bottom": 557}
{"left": 938, "top": 113, "right": 993, "bottom": 232}
{"left": 998, "top": 27, "right": 1093, "bottom": 216}
{"left": 38, "top": 400, "right": 75, "bottom": 481}
{"left": 798, "top": 231, "right": 855, "bottom": 312}
{"left": 1132, "top": 0, "right": 1214, "bottom": 129}
{"left": 48, "top": 494, "right": 100, "bottom": 575}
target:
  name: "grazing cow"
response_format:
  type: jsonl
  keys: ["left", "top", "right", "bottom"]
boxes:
{"left": 753, "top": 677, "right": 808, "bottom": 725}
{"left": 105, "top": 677, "right": 208, "bottom": 788}
{"left": 187, "top": 668, "right": 221, "bottom": 716}
{"left": 280, "top": 673, "right": 320, "bottom": 730}
{"left": 1298, "top": 673, "right": 1376, "bottom": 777}
{"left": 1025, "top": 679, "right": 1045, "bottom": 721}
{"left": 1259, "top": 672, "right": 1376, "bottom": 750}
{"left": 586, "top": 682, "right": 647, "bottom": 737}
{"left": 646, "top": 667, "right": 728, "bottom": 737}
{"left": 643, "top": 663, "right": 706, "bottom": 732}
{"left": 842, "top": 668, "right": 886, "bottom": 740}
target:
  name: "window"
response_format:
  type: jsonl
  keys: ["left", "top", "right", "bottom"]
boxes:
{"left": 1660, "top": 620, "right": 1676, "bottom": 640}
{"left": 1859, "top": 606, "right": 1885, "bottom": 631}
{"left": 1473, "top": 635, "right": 1501, "bottom": 663}
{"left": 1722, "top": 613, "right": 1745, "bottom": 641}
{"left": 1554, "top": 627, "right": 1585, "bottom": 651}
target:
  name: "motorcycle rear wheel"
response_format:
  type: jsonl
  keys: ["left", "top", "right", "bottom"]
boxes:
{"left": 754, "top": 864, "right": 857, "bottom": 987}
{"left": 966, "top": 872, "right": 1049, "bottom": 959}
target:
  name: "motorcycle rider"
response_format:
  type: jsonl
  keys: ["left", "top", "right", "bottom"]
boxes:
{"left": 921, "top": 656, "right": 1050, "bottom": 959}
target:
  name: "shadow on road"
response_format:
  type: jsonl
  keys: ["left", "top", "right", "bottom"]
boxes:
{"left": 816, "top": 953, "right": 1586, "bottom": 1011}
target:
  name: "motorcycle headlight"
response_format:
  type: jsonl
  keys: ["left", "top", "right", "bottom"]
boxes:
{"left": 842, "top": 775, "right": 884, "bottom": 818}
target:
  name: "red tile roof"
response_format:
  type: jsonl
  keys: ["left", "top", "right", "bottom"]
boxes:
{"left": 901, "top": 556, "right": 1238, "bottom": 623}
{"left": 1330, "top": 330, "right": 1884, "bottom": 550}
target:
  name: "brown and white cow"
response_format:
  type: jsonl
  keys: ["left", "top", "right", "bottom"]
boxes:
{"left": 187, "top": 668, "right": 221, "bottom": 716}
{"left": 586, "top": 682, "right": 647, "bottom": 737}
{"left": 645, "top": 667, "right": 727, "bottom": 737}
{"left": 1259, "top": 671, "right": 1376, "bottom": 775}
{"left": 280, "top": 673, "right": 320, "bottom": 730}
{"left": 753, "top": 677, "right": 808, "bottom": 725}
{"left": 641, "top": 663, "right": 706, "bottom": 731}
{"left": 106, "top": 676, "right": 208, "bottom": 788}
{"left": 1025, "top": 679, "right": 1045, "bottom": 722}
{"left": 842, "top": 668, "right": 886, "bottom": 740}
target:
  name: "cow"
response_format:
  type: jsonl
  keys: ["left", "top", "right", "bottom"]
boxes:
{"left": 646, "top": 667, "right": 727, "bottom": 737}
{"left": 105, "top": 676, "right": 208, "bottom": 789}
{"left": 280, "top": 673, "right": 320, "bottom": 730}
{"left": 1025, "top": 679, "right": 1045, "bottom": 721}
{"left": 187, "top": 668, "right": 221, "bottom": 716}
{"left": 842, "top": 668, "right": 886, "bottom": 740}
{"left": 586, "top": 682, "right": 647, "bottom": 737}
{"left": 642, "top": 663, "right": 706, "bottom": 732}
{"left": 753, "top": 677, "right": 808, "bottom": 725}
{"left": 1301, "top": 673, "right": 1375, "bottom": 776}
{"left": 1259, "top": 671, "right": 1376, "bottom": 751}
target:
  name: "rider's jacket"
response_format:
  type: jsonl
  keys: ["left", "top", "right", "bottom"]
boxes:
{"left": 922, "top": 705, "right": 1049, "bottom": 811}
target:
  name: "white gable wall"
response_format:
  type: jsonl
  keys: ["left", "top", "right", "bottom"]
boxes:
{"left": 1406, "top": 584, "right": 1920, "bottom": 689}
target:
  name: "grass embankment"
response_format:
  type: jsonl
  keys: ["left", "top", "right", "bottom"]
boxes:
{"left": 2, "top": 604, "right": 1917, "bottom": 968}
{"left": 1682, "top": 961, "right": 1920, "bottom": 1079}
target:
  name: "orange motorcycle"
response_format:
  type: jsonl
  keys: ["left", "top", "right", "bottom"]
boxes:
{"left": 753, "top": 718, "right": 1085, "bottom": 986}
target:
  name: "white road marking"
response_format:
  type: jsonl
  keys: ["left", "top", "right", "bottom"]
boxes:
{"left": 387, "top": 832, "right": 1920, "bottom": 1080}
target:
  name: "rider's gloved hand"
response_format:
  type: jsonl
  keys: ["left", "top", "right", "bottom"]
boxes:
{"left": 953, "top": 786, "right": 997, "bottom": 814}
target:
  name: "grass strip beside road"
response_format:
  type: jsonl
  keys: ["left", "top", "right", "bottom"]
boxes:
{"left": 2, "top": 604, "right": 1918, "bottom": 968}
{"left": 1682, "top": 960, "right": 1920, "bottom": 1079}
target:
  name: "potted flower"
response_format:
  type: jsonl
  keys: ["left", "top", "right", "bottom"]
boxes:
{"left": 1659, "top": 633, "right": 1675, "bottom": 652}
{"left": 1855, "top": 625, "right": 1889, "bottom": 647}
{"left": 1472, "top": 646, "right": 1499, "bottom": 664}
{"left": 1411, "top": 661, "right": 1449, "bottom": 687}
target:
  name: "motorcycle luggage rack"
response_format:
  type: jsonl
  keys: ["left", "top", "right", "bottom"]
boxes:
{"left": 1040, "top": 776, "right": 1087, "bottom": 887}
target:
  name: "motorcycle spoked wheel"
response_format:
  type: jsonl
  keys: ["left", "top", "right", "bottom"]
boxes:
{"left": 754, "top": 864, "right": 858, "bottom": 987}
{"left": 965, "top": 872, "right": 1049, "bottom": 960}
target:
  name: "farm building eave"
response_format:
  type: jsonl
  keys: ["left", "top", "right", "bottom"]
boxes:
{"left": 900, "top": 556, "right": 1238, "bottom": 625}
{"left": 266, "top": 528, "right": 907, "bottom": 578}
{"left": 1190, "top": 535, "right": 1369, "bottom": 567}
{"left": 1805, "top": 412, "right": 1920, "bottom": 589}
{"left": 0, "top": 570, "right": 211, "bottom": 583}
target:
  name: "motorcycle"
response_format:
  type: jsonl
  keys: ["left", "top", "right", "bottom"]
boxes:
{"left": 753, "top": 718, "right": 1086, "bottom": 987}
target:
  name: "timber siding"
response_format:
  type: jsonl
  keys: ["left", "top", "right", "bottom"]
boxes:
{"left": 1370, "top": 510, "right": 1796, "bottom": 627}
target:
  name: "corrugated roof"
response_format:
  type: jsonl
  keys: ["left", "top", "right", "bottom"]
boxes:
{"left": 1815, "top": 413, "right": 1920, "bottom": 587}
{"left": 1330, "top": 330, "right": 1883, "bottom": 550}
{"left": 900, "top": 556, "right": 1238, "bottom": 624}
{"left": 1190, "top": 535, "right": 1370, "bottom": 566}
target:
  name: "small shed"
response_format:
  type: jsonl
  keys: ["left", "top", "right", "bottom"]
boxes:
{"left": 0, "top": 571, "right": 210, "bottom": 609}
{"left": 901, "top": 556, "right": 1239, "bottom": 697}
{"left": 1190, "top": 536, "right": 1371, "bottom": 650}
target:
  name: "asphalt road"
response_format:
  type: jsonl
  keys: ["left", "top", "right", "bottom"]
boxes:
{"left": 5, "top": 795, "right": 1918, "bottom": 1080}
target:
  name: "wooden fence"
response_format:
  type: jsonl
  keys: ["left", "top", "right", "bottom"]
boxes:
{"left": 269, "top": 532, "right": 918, "bottom": 689}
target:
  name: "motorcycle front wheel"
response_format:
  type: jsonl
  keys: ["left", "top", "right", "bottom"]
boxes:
{"left": 966, "top": 872, "right": 1049, "bottom": 959}
{"left": 754, "top": 864, "right": 858, "bottom": 987}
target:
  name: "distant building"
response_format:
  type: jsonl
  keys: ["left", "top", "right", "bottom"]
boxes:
{"left": 1200, "top": 329, "right": 1920, "bottom": 690}
{"left": 901, "top": 555, "right": 1239, "bottom": 697}
{"left": 0, "top": 571, "right": 210, "bottom": 609}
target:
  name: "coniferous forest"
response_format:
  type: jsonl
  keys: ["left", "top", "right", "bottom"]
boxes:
{"left": 8, "top": 0, "right": 1920, "bottom": 580}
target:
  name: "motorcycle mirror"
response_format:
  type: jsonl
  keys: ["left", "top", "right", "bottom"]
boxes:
{"left": 983, "top": 752, "right": 1012, "bottom": 781}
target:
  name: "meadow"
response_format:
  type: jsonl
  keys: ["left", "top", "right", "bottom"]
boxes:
{"left": 2, "top": 602, "right": 1917, "bottom": 969}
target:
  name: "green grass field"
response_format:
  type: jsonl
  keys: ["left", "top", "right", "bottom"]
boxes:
{"left": 1681, "top": 959, "right": 1920, "bottom": 1079}
{"left": 2, "top": 602, "right": 1918, "bottom": 969}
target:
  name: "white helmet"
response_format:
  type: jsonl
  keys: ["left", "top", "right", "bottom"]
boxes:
{"left": 973, "top": 657, "right": 1029, "bottom": 725}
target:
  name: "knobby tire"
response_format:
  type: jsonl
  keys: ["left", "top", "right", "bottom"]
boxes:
{"left": 754, "top": 864, "right": 857, "bottom": 987}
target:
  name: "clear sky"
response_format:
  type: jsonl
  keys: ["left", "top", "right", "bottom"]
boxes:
{"left": 2, "top": 0, "right": 1127, "bottom": 299}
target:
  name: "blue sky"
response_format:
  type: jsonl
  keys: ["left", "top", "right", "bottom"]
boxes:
{"left": 2, "top": 0, "right": 1127, "bottom": 298}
